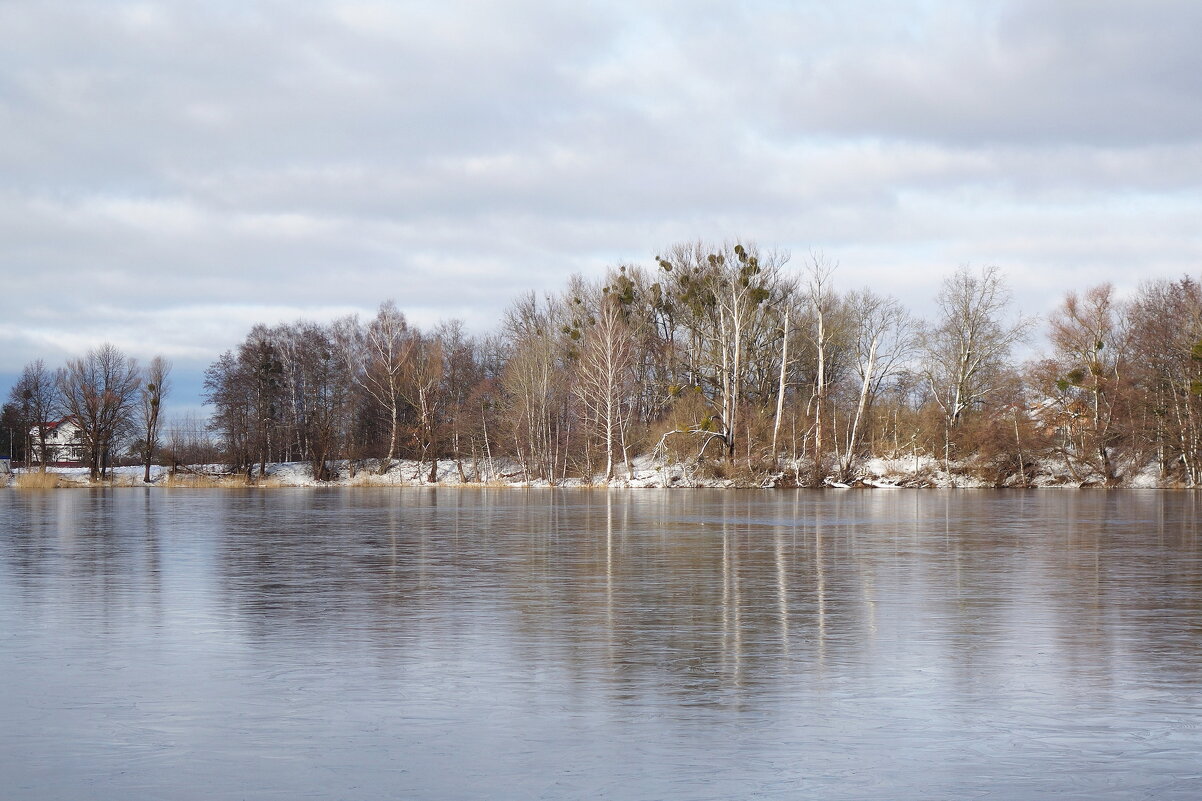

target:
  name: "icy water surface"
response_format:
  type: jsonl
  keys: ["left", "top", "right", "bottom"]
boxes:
{"left": 2, "top": 489, "right": 1201, "bottom": 800}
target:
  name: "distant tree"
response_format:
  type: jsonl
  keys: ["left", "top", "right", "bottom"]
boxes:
{"left": 655, "top": 241, "right": 792, "bottom": 460}
{"left": 469, "top": 335, "right": 509, "bottom": 479}
{"left": 836, "top": 289, "right": 915, "bottom": 480}
{"left": 920, "top": 266, "right": 1031, "bottom": 465}
{"left": 573, "top": 294, "right": 636, "bottom": 481}
{"left": 204, "top": 350, "right": 251, "bottom": 474}
{"left": 1042, "top": 283, "right": 1129, "bottom": 482}
{"left": 1, "top": 402, "right": 29, "bottom": 463}
{"left": 7, "top": 359, "right": 61, "bottom": 468}
{"left": 58, "top": 344, "right": 141, "bottom": 480}
{"left": 599, "top": 264, "right": 672, "bottom": 425}
{"left": 803, "top": 253, "right": 839, "bottom": 481}
{"left": 500, "top": 292, "right": 567, "bottom": 481}
{"left": 138, "top": 356, "right": 171, "bottom": 482}
{"left": 1125, "top": 278, "right": 1202, "bottom": 484}
{"left": 399, "top": 332, "right": 445, "bottom": 482}
{"left": 242, "top": 327, "right": 286, "bottom": 474}
{"left": 204, "top": 327, "right": 284, "bottom": 479}
{"left": 434, "top": 319, "right": 483, "bottom": 481}
{"left": 277, "top": 322, "right": 354, "bottom": 481}
{"left": 336, "top": 301, "right": 411, "bottom": 471}
{"left": 162, "top": 412, "right": 220, "bottom": 470}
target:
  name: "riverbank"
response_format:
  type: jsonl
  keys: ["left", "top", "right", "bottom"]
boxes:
{"left": 0, "top": 454, "right": 1181, "bottom": 489}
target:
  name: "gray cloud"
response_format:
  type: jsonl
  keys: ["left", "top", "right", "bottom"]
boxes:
{"left": 2, "top": 0, "right": 1201, "bottom": 407}
{"left": 777, "top": 1, "right": 1202, "bottom": 146}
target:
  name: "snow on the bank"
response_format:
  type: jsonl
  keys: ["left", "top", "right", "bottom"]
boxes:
{"left": 3, "top": 455, "right": 1197, "bottom": 489}
{"left": 1128, "top": 464, "right": 1167, "bottom": 488}
{"left": 12, "top": 465, "right": 171, "bottom": 485}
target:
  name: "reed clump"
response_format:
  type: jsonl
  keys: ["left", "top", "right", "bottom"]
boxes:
{"left": 163, "top": 473, "right": 230, "bottom": 488}
{"left": 14, "top": 471, "right": 62, "bottom": 489}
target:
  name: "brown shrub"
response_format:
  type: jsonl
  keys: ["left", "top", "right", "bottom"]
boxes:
{"left": 14, "top": 471, "right": 61, "bottom": 489}
{"left": 651, "top": 388, "right": 723, "bottom": 462}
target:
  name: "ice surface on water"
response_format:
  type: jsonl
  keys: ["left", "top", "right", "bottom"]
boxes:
{"left": 1, "top": 489, "right": 1201, "bottom": 800}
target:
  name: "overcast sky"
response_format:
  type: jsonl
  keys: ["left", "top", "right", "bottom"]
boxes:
{"left": 3, "top": 1, "right": 1202, "bottom": 410}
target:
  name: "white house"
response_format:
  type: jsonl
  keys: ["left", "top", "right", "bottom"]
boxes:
{"left": 29, "top": 417, "right": 85, "bottom": 464}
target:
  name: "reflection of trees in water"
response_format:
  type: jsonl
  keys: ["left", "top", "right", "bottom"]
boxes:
{"left": 865, "top": 491, "right": 1202, "bottom": 702}
{"left": 5, "top": 488, "right": 1202, "bottom": 703}
{"left": 3, "top": 489, "right": 171, "bottom": 629}
{"left": 470, "top": 489, "right": 1202, "bottom": 707}
{"left": 216, "top": 489, "right": 489, "bottom": 646}
{"left": 485, "top": 491, "right": 887, "bottom": 703}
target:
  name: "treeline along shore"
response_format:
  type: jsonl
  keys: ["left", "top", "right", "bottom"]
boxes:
{"left": 7, "top": 241, "right": 1202, "bottom": 488}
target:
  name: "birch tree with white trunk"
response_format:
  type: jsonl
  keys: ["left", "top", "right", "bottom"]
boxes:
{"left": 804, "top": 253, "right": 838, "bottom": 483}
{"left": 656, "top": 241, "right": 789, "bottom": 461}
{"left": 573, "top": 295, "right": 636, "bottom": 481}
{"left": 836, "top": 290, "right": 914, "bottom": 480}
{"left": 336, "top": 301, "right": 410, "bottom": 471}
{"left": 399, "top": 333, "right": 445, "bottom": 483}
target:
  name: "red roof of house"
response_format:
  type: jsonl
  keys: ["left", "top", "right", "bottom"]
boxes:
{"left": 34, "top": 416, "right": 77, "bottom": 431}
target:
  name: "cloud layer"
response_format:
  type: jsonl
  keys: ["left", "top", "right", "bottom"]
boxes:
{"left": 3, "top": 1, "right": 1201, "bottom": 394}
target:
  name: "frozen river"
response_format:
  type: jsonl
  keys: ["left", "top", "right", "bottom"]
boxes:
{"left": 2, "top": 488, "right": 1201, "bottom": 799}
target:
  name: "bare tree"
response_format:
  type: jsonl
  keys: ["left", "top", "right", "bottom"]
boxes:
{"left": 203, "top": 350, "right": 250, "bottom": 473}
{"left": 1044, "top": 283, "right": 1128, "bottom": 482}
{"left": 8, "top": 360, "right": 61, "bottom": 468}
{"left": 434, "top": 319, "right": 483, "bottom": 481}
{"left": 163, "top": 411, "right": 219, "bottom": 472}
{"left": 499, "top": 292, "right": 567, "bottom": 481}
{"left": 138, "top": 357, "right": 171, "bottom": 482}
{"left": 804, "top": 253, "right": 838, "bottom": 481}
{"left": 920, "top": 266, "right": 1031, "bottom": 465}
{"left": 573, "top": 295, "right": 636, "bottom": 481}
{"left": 337, "top": 301, "right": 410, "bottom": 471}
{"left": 204, "top": 327, "right": 285, "bottom": 479}
{"left": 58, "top": 343, "right": 141, "bottom": 480}
{"left": 836, "top": 289, "right": 915, "bottom": 479}
{"left": 770, "top": 304, "right": 791, "bottom": 461}
{"left": 399, "top": 333, "right": 445, "bottom": 483}
{"left": 655, "top": 241, "right": 791, "bottom": 461}
{"left": 278, "top": 322, "right": 354, "bottom": 481}
{"left": 1125, "top": 278, "right": 1202, "bottom": 484}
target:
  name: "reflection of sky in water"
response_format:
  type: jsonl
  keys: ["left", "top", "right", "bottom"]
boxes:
{"left": 1, "top": 489, "right": 1200, "bottom": 800}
